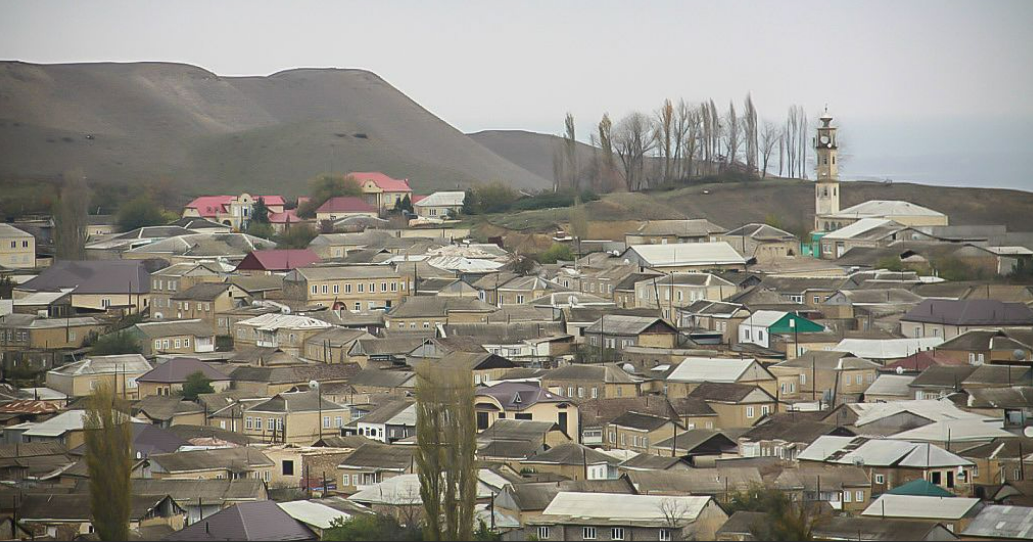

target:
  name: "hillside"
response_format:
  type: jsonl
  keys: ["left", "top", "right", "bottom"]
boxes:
{"left": 480, "top": 179, "right": 1033, "bottom": 239}
{"left": 467, "top": 129, "right": 599, "bottom": 184}
{"left": 0, "top": 62, "right": 551, "bottom": 195}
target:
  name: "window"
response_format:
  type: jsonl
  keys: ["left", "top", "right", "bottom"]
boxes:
{"left": 174, "top": 339, "right": 181, "bottom": 349}
{"left": 162, "top": 339, "right": 170, "bottom": 349}
{"left": 255, "top": 417, "right": 262, "bottom": 430}
{"left": 591, "top": 387, "right": 599, "bottom": 399}
{"left": 335, "top": 416, "right": 343, "bottom": 428}
{"left": 612, "top": 528, "right": 625, "bottom": 541}
{"left": 184, "top": 337, "right": 190, "bottom": 347}
{"left": 358, "top": 284, "right": 364, "bottom": 293}
{"left": 746, "top": 406, "right": 755, "bottom": 418}
{"left": 345, "top": 284, "right": 352, "bottom": 293}
{"left": 282, "top": 460, "right": 294, "bottom": 476}
{"left": 369, "top": 282, "right": 376, "bottom": 293}
{"left": 761, "top": 405, "right": 770, "bottom": 416}
{"left": 659, "top": 528, "right": 672, "bottom": 542}
{"left": 874, "top": 474, "right": 884, "bottom": 484}
{"left": 333, "top": 284, "right": 339, "bottom": 294}
{"left": 843, "top": 490, "right": 852, "bottom": 503}
{"left": 620, "top": 433, "right": 626, "bottom": 446}
{"left": 583, "top": 527, "right": 597, "bottom": 540}
{"left": 855, "top": 490, "right": 864, "bottom": 503}
{"left": 537, "top": 527, "right": 550, "bottom": 539}
{"left": 154, "top": 339, "right": 162, "bottom": 350}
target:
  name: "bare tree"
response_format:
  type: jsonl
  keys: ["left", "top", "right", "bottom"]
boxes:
{"left": 743, "top": 94, "right": 759, "bottom": 174}
{"left": 563, "top": 112, "right": 580, "bottom": 190}
{"left": 760, "top": 121, "right": 781, "bottom": 178}
{"left": 797, "top": 106, "right": 809, "bottom": 179}
{"left": 677, "top": 103, "right": 702, "bottom": 181}
{"left": 415, "top": 361, "right": 478, "bottom": 541}
{"left": 613, "top": 112, "right": 655, "bottom": 192}
{"left": 597, "top": 113, "right": 618, "bottom": 192}
{"left": 700, "top": 100, "right": 721, "bottom": 176}
{"left": 659, "top": 498, "right": 691, "bottom": 541}
{"left": 54, "top": 169, "right": 90, "bottom": 261}
{"left": 654, "top": 99, "right": 675, "bottom": 183}
{"left": 723, "top": 101, "right": 740, "bottom": 168}
{"left": 778, "top": 122, "right": 785, "bottom": 177}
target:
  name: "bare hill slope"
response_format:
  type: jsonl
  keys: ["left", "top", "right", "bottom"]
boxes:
{"left": 0, "top": 62, "right": 551, "bottom": 194}
{"left": 467, "top": 129, "right": 599, "bottom": 184}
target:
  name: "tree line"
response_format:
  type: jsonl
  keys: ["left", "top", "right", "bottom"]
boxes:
{"left": 554, "top": 96, "right": 813, "bottom": 193}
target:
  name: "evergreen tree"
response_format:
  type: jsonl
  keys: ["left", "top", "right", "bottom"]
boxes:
{"left": 415, "top": 361, "right": 477, "bottom": 541}
{"left": 117, "top": 196, "right": 166, "bottom": 232}
{"left": 180, "top": 371, "right": 214, "bottom": 401}
{"left": 462, "top": 188, "right": 479, "bottom": 215}
{"left": 252, "top": 197, "right": 271, "bottom": 224}
{"left": 54, "top": 170, "right": 91, "bottom": 261}
{"left": 91, "top": 331, "right": 142, "bottom": 356}
{"left": 85, "top": 383, "right": 132, "bottom": 542}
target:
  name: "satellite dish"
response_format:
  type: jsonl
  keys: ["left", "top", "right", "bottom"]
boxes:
{"left": 896, "top": 366, "right": 905, "bottom": 375}
{"left": 1024, "top": 426, "right": 1033, "bottom": 438}
{"left": 622, "top": 363, "right": 635, "bottom": 373}
{"left": 1015, "top": 349, "right": 1027, "bottom": 361}
{"left": 308, "top": 380, "right": 320, "bottom": 391}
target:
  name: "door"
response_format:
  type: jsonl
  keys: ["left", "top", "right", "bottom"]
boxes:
{"left": 558, "top": 412, "right": 568, "bottom": 435}
{"left": 476, "top": 411, "right": 489, "bottom": 430}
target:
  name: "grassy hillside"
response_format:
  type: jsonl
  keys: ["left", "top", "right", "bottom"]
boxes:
{"left": 0, "top": 62, "right": 551, "bottom": 195}
{"left": 480, "top": 179, "right": 1033, "bottom": 238}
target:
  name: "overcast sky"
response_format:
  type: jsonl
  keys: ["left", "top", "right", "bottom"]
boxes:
{"left": 3, "top": 0, "right": 1032, "bottom": 189}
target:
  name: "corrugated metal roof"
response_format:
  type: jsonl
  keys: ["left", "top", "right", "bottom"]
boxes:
{"left": 625, "top": 242, "right": 746, "bottom": 267}
{"left": 538, "top": 492, "right": 711, "bottom": 524}
{"left": 667, "top": 357, "right": 763, "bottom": 384}
{"left": 861, "top": 494, "right": 980, "bottom": 520}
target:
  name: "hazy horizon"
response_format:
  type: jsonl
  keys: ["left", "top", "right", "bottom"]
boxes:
{"left": 3, "top": 0, "right": 1032, "bottom": 190}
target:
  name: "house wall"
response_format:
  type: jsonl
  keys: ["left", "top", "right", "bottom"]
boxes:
{"left": 141, "top": 333, "right": 214, "bottom": 357}
{"left": 72, "top": 293, "right": 149, "bottom": 312}
{"left": 46, "top": 371, "right": 146, "bottom": 399}
{"left": 901, "top": 321, "right": 1032, "bottom": 341}
{"left": 150, "top": 273, "right": 221, "bottom": 317}
{"left": 416, "top": 204, "right": 462, "bottom": 218}
{"left": 0, "top": 233, "right": 35, "bottom": 269}
{"left": 475, "top": 400, "right": 580, "bottom": 439}
{"left": 605, "top": 423, "right": 678, "bottom": 453}
{"left": 708, "top": 401, "right": 774, "bottom": 429}
{"left": 284, "top": 275, "right": 408, "bottom": 311}
{"left": 138, "top": 380, "right": 231, "bottom": 399}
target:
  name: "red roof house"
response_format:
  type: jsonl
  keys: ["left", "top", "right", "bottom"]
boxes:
{"left": 235, "top": 249, "right": 321, "bottom": 273}
{"left": 349, "top": 172, "right": 412, "bottom": 193}
{"left": 184, "top": 195, "right": 286, "bottom": 218}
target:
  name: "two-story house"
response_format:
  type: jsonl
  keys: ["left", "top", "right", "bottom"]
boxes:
{"left": 283, "top": 265, "right": 409, "bottom": 311}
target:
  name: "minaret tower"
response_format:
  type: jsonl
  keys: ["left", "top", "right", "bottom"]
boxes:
{"left": 814, "top": 107, "right": 840, "bottom": 230}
